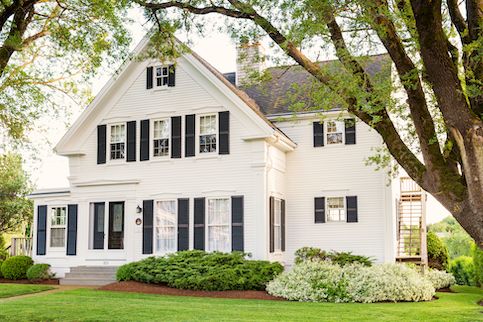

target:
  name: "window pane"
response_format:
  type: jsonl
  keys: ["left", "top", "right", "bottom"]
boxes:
{"left": 155, "top": 200, "right": 176, "bottom": 253}
{"left": 50, "top": 228, "right": 65, "bottom": 247}
{"left": 207, "top": 198, "right": 230, "bottom": 252}
{"left": 327, "top": 197, "right": 345, "bottom": 222}
{"left": 326, "top": 121, "right": 343, "bottom": 144}
{"left": 207, "top": 199, "right": 229, "bottom": 225}
{"left": 200, "top": 115, "right": 216, "bottom": 134}
{"left": 208, "top": 226, "right": 230, "bottom": 253}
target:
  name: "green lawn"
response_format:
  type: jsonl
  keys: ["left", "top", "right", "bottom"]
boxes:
{"left": 0, "top": 283, "right": 54, "bottom": 298}
{"left": 0, "top": 285, "right": 481, "bottom": 321}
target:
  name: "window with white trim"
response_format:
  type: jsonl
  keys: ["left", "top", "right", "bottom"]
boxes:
{"left": 199, "top": 114, "right": 217, "bottom": 153}
{"left": 207, "top": 198, "right": 230, "bottom": 252}
{"left": 327, "top": 197, "right": 346, "bottom": 222}
{"left": 50, "top": 206, "right": 66, "bottom": 248}
{"left": 273, "top": 198, "right": 282, "bottom": 252}
{"left": 326, "top": 120, "right": 344, "bottom": 145}
{"left": 153, "top": 119, "right": 170, "bottom": 157}
{"left": 155, "top": 200, "right": 177, "bottom": 253}
{"left": 156, "top": 66, "right": 169, "bottom": 87}
{"left": 110, "top": 124, "right": 125, "bottom": 160}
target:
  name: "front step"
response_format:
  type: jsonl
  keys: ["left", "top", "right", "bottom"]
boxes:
{"left": 60, "top": 266, "right": 118, "bottom": 286}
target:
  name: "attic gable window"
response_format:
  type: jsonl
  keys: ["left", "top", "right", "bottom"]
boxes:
{"left": 156, "top": 66, "right": 169, "bottom": 87}
{"left": 110, "top": 124, "right": 125, "bottom": 160}
{"left": 326, "top": 120, "right": 344, "bottom": 145}
{"left": 199, "top": 114, "right": 217, "bottom": 153}
{"left": 153, "top": 119, "right": 170, "bottom": 157}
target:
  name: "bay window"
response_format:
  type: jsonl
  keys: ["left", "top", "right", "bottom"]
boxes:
{"left": 207, "top": 198, "right": 230, "bottom": 252}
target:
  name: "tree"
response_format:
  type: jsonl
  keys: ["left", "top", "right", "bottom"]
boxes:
{"left": 429, "top": 216, "right": 474, "bottom": 259}
{"left": 0, "top": 153, "right": 32, "bottom": 235}
{"left": 132, "top": 0, "right": 483, "bottom": 246}
{"left": 0, "top": 0, "right": 130, "bottom": 142}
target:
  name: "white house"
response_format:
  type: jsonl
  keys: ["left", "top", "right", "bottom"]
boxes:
{"left": 29, "top": 36, "right": 396, "bottom": 279}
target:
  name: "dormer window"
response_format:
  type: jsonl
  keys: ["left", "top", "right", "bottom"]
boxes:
{"left": 326, "top": 120, "right": 344, "bottom": 145}
{"left": 110, "top": 124, "right": 125, "bottom": 160}
{"left": 156, "top": 66, "right": 169, "bottom": 87}
{"left": 199, "top": 114, "right": 217, "bottom": 153}
{"left": 153, "top": 119, "right": 170, "bottom": 157}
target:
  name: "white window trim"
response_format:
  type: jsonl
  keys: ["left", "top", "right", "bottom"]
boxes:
{"left": 324, "top": 119, "right": 345, "bottom": 146}
{"left": 196, "top": 113, "right": 218, "bottom": 156}
{"left": 326, "top": 196, "right": 347, "bottom": 223}
{"left": 273, "top": 197, "right": 283, "bottom": 253}
{"left": 47, "top": 205, "right": 67, "bottom": 251}
{"left": 153, "top": 65, "right": 170, "bottom": 90}
{"left": 151, "top": 118, "right": 171, "bottom": 159}
{"left": 107, "top": 123, "right": 126, "bottom": 163}
{"left": 154, "top": 199, "right": 178, "bottom": 254}
{"left": 205, "top": 197, "right": 231, "bottom": 252}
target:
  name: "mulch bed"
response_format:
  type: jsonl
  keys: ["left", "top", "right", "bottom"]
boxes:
{"left": 99, "top": 281, "right": 285, "bottom": 301}
{"left": 0, "top": 278, "right": 59, "bottom": 285}
{"left": 436, "top": 287, "right": 455, "bottom": 293}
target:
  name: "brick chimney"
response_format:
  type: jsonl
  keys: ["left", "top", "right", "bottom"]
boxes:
{"left": 236, "top": 40, "right": 265, "bottom": 86}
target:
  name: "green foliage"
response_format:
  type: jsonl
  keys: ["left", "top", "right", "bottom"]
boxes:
{"left": 0, "top": 235, "right": 8, "bottom": 260}
{"left": 429, "top": 216, "right": 474, "bottom": 259}
{"left": 450, "top": 256, "right": 475, "bottom": 286}
{"left": 116, "top": 250, "right": 283, "bottom": 291}
{"left": 26, "top": 264, "right": 53, "bottom": 281}
{"left": 0, "top": 154, "right": 32, "bottom": 234}
{"left": 294, "top": 247, "right": 373, "bottom": 267}
{"left": 427, "top": 231, "right": 449, "bottom": 270}
{"left": 472, "top": 244, "right": 483, "bottom": 287}
{"left": 0, "top": 255, "right": 33, "bottom": 280}
{"left": 0, "top": 260, "right": 3, "bottom": 278}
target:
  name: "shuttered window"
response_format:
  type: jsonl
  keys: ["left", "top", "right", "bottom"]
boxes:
{"left": 207, "top": 198, "right": 230, "bottom": 252}
{"left": 155, "top": 200, "right": 177, "bottom": 253}
{"left": 109, "top": 124, "right": 126, "bottom": 160}
{"left": 269, "top": 197, "right": 285, "bottom": 253}
{"left": 199, "top": 114, "right": 217, "bottom": 153}
{"left": 326, "top": 197, "right": 346, "bottom": 222}
{"left": 49, "top": 206, "right": 67, "bottom": 248}
{"left": 152, "top": 119, "right": 170, "bottom": 157}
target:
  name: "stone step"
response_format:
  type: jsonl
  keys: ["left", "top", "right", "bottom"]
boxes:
{"left": 60, "top": 277, "right": 116, "bottom": 286}
{"left": 70, "top": 266, "right": 118, "bottom": 273}
{"left": 65, "top": 272, "right": 117, "bottom": 279}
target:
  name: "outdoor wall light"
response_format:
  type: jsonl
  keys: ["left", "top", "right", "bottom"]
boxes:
{"left": 136, "top": 205, "right": 142, "bottom": 213}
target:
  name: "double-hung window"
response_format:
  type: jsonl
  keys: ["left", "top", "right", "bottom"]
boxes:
{"left": 327, "top": 197, "right": 346, "bottom": 222}
{"left": 326, "top": 120, "right": 344, "bottom": 145}
{"left": 156, "top": 66, "right": 169, "bottom": 87}
{"left": 207, "top": 198, "right": 230, "bottom": 252}
{"left": 273, "top": 198, "right": 282, "bottom": 252}
{"left": 110, "top": 124, "right": 125, "bottom": 160}
{"left": 153, "top": 119, "right": 170, "bottom": 157}
{"left": 155, "top": 200, "right": 177, "bottom": 253}
{"left": 199, "top": 114, "right": 217, "bottom": 153}
{"left": 50, "top": 206, "right": 66, "bottom": 248}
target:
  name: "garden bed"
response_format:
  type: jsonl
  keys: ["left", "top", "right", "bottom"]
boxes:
{"left": 99, "top": 281, "right": 284, "bottom": 301}
{"left": 0, "top": 278, "right": 59, "bottom": 285}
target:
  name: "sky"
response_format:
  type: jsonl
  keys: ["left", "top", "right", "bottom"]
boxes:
{"left": 32, "top": 12, "right": 450, "bottom": 224}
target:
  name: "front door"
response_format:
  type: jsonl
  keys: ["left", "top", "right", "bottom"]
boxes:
{"left": 108, "top": 201, "right": 124, "bottom": 249}
{"left": 93, "top": 202, "right": 105, "bottom": 249}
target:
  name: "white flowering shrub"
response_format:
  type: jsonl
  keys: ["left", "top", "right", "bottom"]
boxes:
{"left": 424, "top": 269, "right": 455, "bottom": 290}
{"left": 267, "top": 262, "right": 435, "bottom": 303}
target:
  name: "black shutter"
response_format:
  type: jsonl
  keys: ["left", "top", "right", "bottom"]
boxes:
{"left": 168, "top": 64, "right": 176, "bottom": 87}
{"left": 36, "top": 205, "right": 47, "bottom": 255}
{"left": 315, "top": 197, "right": 326, "bottom": 223}
{"left": 313, "top": 122, "right": 324, "bottom": 147}
{"left": 142, "top": 200, "right": 153, "bottom": 254}
{"left": 231, "top": 196, "right": 244, "bottom": 252}
{"left": 127, "top": 121, "right": 136, "bottom": 162}
{"left": 346, "top": 196, "right": 358, "bottom": 223}
{"left": 219, "top": 111, "right": 230, "bottom": 155}
{"left": 185, "top": 114, "right": 195, "bottom": 157}
{"left": 281, "top": 199, "right": 285, "bottom": 252}
{"left": 171, "top": 116, "right": 182, "bottom": 158}
{"left": 177, "top": 198, "right": 189, "bottom": 251}
{"left": 269, "top": 196, "right": 274, "bottom": 253}
{"left": 97, "top": 125, "right": 107, "bottom": 164}
{"left": 146, "top": 66, "right": 153, "bottom": 89}
{"left": 66, "top": 204, "right": 78, "bottom": 256}
{"left": 345, "top": 118, "right": 356, "bottom": 145}
{"left": 194, "top": 198, "right": 205, "bottom": 250}
{"left": 140, "top": 119, "right": 150, "bottom": 161}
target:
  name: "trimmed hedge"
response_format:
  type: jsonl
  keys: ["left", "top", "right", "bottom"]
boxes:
{"left": 26, "top": 264, "right": 53, "bottom": 281}
{"left": 117, "top": 250, "right": 283, "bottom": 291}
{"left": 1, "top": 256, "right": 33, "bottom": 280}
{"left": 294, "top": 247, "right": 373, "bottom": 266}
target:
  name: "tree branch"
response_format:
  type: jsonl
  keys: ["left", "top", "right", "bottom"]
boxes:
{"left": 447, "top": 0, "right": 469, "bottom": 44}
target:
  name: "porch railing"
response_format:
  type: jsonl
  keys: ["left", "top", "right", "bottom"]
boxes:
{"left": 9, "top": 237, "right": 32, "bottom": 257}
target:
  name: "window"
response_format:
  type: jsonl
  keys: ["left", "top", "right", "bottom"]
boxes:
{"left": 199, "top": 114, "right": 217, "bottom": 153}
{"left": 50, "top": 207, "right": 66, "bottom": 248}
{"left": 327, "top": 197, "right": 346, "bottom": 222}
{"left": 110, "top": 124, "right": 125, "bottom": 160}
{"left": 207, "top": 198, "right": 230, "bottom": 252}
{"left": 156, "top": 66, "right": 169, "bottom": 87}
{"left": 326, "top": 120, "right": 344, "bottom": 145}
{"left": 155, "top": 200, "right": 177, "bottom": 253}
{"left": 273, "top": 198, "right": 282, "bottom": 252}
{"left": 153, "top": 119, "right": 170, "bottom": 157}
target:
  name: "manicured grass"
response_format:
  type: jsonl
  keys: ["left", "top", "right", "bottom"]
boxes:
{"left": 0, "top": 284, "right": 54, "bottom": 298}
{"left": 0, "top": 285, "right": 481, "bottom": 321}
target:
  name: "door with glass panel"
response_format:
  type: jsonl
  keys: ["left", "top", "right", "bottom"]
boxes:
{"left": 155, "top": 200, "right": 177, "bottom": 253}
{"left": 108, "top": 202, "right": 124, "bottom": 249}
{"left": 93, "top": 202, "right": 105, "bottom": 249}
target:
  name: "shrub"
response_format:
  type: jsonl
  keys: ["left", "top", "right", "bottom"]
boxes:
{"left": 294, "top": 247, "right": 373, "bottom": 267}
{"left": 427, "top": 231, "right": 449, "bottom": 270}
{"left": 450, "top": 256, "right": 475, "bottom": 285}
{"left": 424, "top": 269, "right": 455, "bottom": 290}
{"left": 116, "top": 250, "right": 284, "bottom": 291}
{"left": 472, "top": 244, "right": 483, "bottom": 287}
{"left": 0, "top": 235, "right": 8, "bottom": 261}
{"left": 0, "top": 260, "right": 3, "bottom": 278}
{"left": 26, "top": 264, "right": 53, "bottom": 280}
{"left": 266, "top": 261, "right": 434, "bottom": 303}
{"left": 0, "top": 255, "right": 33, "bottom": 280}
